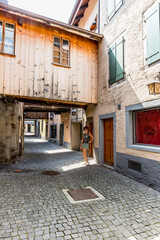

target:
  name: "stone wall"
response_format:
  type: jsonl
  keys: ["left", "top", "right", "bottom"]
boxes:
{"left": 0, "top": 97, "right": 24, "bottom": 163}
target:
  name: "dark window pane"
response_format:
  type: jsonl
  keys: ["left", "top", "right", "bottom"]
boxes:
{"left": 5, "top": 23, "right": 14, "bottom": 29}
{"left": 54, "top": 37, "right": 60, "bottom": 44}
{"left": 62, "top": 39, "right": 69, "bottom": 50}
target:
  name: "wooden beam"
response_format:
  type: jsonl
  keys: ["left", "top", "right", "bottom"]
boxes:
{"left": 1, "top": 95, "right": 88, "bottom": 108}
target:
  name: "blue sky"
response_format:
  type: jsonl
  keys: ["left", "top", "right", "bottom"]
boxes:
{"left": 8, "top": 0, "right": 76, "bottom": 23}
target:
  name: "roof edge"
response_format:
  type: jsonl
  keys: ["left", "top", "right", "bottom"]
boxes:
{"left": 68, "top": 0, "right": 80, "bottom": 24}
{"left": 0, "top": 2, "right": 103, "bottom": 41}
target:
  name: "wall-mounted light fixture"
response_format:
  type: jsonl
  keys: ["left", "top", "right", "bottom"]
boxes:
{"left": 148, "top": 82, "right": 160, "bottom": 95}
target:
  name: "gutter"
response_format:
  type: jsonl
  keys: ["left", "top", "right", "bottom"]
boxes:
{"left": 0, "top": 2, "right": 103, "bottom": 41}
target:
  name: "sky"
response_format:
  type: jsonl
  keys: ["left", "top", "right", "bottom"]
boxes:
{"left": 8, "top": 0, "right": 76, "bottom": 23}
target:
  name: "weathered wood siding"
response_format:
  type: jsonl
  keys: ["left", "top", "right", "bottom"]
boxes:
{"left": 0, "top": 11, "right": 98, "bottom": 104}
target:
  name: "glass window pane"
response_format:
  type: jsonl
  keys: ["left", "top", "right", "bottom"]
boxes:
{"left": 62, "top": 52, "right": 68, "bottom": 59}
{"left": 62, "top": 39, "right": 69, "bottom": 50}
{"left": 54, "top": 42, "right": 60, "bottom": 50}
{"left": 54, "top": 50, "right": 60, "bottom": 57}
{"left": 5, "top": 38, "right": 14, "bottom": 46}
{"left": 62, "top": 58, "right": 69, "bottom": 66}
{"left": 5, "top": 30, "right": 14, "bottom": 39}
{"left": 0, "top": 37, "right": 2, "bottom": 45}
{"left": 4, "top": 45, "right": 14, "bottom": 54}
{"left": 5, "top": 23, "right": 14, "bottom": 30}
{"left": 54, "top": 57, "right": 60, "bottom": 64}
{"left": 54, "top": 37, "right": 60, "bottom": 44}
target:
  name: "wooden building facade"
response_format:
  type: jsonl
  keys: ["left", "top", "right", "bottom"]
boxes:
{"left": 0, "top": 3, "right": 103, "bottom": 107}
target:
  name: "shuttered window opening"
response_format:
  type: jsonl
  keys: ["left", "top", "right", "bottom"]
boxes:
{"left": 53, "top": 36, "right": 70, "bottom": 67}
{"left": 0, "top": 21, "right": 15, "bottom": 55}
{"left": 144, "top": 3, "right": 160, "bottom": 65}
{"left": 108, "top": 0, "right": 124, "bottom": 20}
{"left": 109, "top": 37, "right": 124, "bottom": 85}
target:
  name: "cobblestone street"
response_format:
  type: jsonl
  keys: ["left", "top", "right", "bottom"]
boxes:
{"left": 0, "top": 137, "right": 160, "bottom": 240}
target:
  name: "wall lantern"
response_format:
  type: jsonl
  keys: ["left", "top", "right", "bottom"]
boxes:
{"left": 148, "top": 82, "right": 160, "bottom": 95}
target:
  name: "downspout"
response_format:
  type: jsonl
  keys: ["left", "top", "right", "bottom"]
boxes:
{"left": 98, "top": 0, "right": 100, "bottom": 33}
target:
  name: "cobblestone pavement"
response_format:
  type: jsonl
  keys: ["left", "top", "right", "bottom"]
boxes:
{"left": 0, "top": 137, "right": 160, "bottom": 240}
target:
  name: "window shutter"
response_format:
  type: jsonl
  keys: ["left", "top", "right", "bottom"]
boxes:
{"left": 115, "top": 0, "right": 123, "bottom": 12}
{"left": 116, "top": 37, "right": 124, "bottom": 81}
{"left": 109, "top": 44, "right": 116, "bottom": 84}
{"left": 145, "top": 3, "right": 160, "bottom": 65}
{"left": 108, "top": 0, "right": 115, "bottom": 20}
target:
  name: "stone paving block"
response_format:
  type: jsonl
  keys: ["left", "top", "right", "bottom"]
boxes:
{"left": 0, "top": 137, "right": 160, "bottom": 240}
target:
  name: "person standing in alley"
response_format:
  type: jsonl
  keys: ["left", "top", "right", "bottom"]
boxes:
{"left": 80, "top": 126, "right": 94, "bottom": 165}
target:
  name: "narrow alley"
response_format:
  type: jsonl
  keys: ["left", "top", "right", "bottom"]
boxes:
{"left": 0, "top": 137, "right": 160, "bottom": 240}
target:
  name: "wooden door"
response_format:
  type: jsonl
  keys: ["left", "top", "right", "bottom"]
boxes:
{"left": 104, "top": 118, "right": 114, "bottom": 166}
{"left": 88, "top": 122, "right": 93, "bottom": 157}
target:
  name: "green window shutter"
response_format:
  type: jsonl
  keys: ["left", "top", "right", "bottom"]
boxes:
{"left": 109, "top": 44, "right": 116, "bottom": 84}
{"left": 108, "top": 0, "right": 115, "bottom": 20}
{"left": 145, "top": 3, "right": 160, "bottom": 65}
{"left": 116, "top": 37, "right": 124, "bottom": 81}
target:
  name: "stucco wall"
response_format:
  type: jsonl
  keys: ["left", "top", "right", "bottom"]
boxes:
{"left": 0, "top": 98, "right": 23, "bottom": 163}
{"left": 50, "top": 112, "right": 71, "bottom": 145}
{"left": 85, "top": 0, "right": 160, "bottom": 162}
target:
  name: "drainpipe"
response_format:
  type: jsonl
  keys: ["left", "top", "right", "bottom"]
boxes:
{"left": 98, "top": 0, "right": 100, "bottom": 33}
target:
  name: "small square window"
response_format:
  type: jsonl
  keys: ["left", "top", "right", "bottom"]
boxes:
{"left": 53, "top": 37, "right": 70, "bottom": 67}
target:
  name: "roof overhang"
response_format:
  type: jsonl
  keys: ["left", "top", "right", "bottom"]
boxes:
{"left": 0, "top": 2, "right": 103, "bottom": 42}
{"left": 68, "top": 0, "right": 90, "bottom": 26}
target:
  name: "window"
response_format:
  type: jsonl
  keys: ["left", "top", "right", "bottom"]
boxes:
{"left": 144, "top": 3, "right": 160, "bottom": 65}
{"left": 108, "top": 0, "right": 124, "bottom": 20}
{"left": 53, "top": 37, "right": 70, "bottom": 67}
{"left": 134, "top": 109, "right": 160, "bottom": 146}
{"left": 0, "top": 21, "right": 15, "bottom": 55}
{"left": 50, "top": 124, "right": 57, "bottom": 139}
{"left": 109, "top": 36, "right": 124, "bottom": 85}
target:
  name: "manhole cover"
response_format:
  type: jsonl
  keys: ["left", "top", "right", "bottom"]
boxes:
{"left": 42, "top": 171, "right": 60, "bottom": 176}
{"left": 63, "top": 186, "right": 105, "bottom": 204}
{"left": 68, "top": 188, "right": 98, "bottom": 201}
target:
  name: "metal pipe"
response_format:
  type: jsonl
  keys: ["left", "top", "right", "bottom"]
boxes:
{"left": 98, "top": 0, "right": 100, "bottom": 33}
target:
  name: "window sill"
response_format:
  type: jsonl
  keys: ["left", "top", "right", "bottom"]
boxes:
{"left": 0, "top": 52, "right": 16, "bottom": 57}
{"left": 51, "top": 63, "right": 71, "bottom": 69}
{"left": 127, "top": 143, "right": 160, "bottom": 153}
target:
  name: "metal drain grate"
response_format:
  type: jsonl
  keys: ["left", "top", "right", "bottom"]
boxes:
{"left": 42, "top": 171, "right": 60, "bottom": 176}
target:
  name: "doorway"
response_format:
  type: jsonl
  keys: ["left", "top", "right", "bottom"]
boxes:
{"left": 99, "top": 113, "right": 116, "bottom": 167}
{"left": 59, "top": 123, "right": 64, "bottom": 146}
{"left": 71, "top": 123, "right": 81, "bottom": 151}
{"left": 28, "top": 124, "right": 31, "bottom": 132}
{"left": 104, "top": 118, "right": 114, "bottom": 166}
